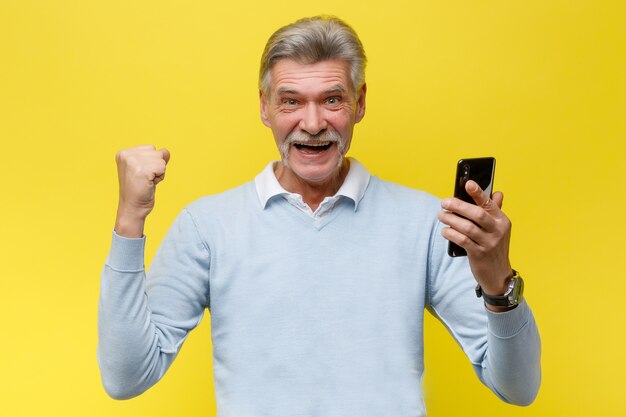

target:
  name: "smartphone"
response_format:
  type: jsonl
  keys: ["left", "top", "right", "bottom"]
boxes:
{"left": 447, "top": 157, "right": 496, "bottom": 257}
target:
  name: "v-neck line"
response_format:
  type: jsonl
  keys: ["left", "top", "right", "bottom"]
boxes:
{"left": 270, "top": 196, "right": 352, "bottom": 231}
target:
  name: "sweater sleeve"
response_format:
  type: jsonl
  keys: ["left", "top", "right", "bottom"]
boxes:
{"left": 97, "top": 208, "right": 211, "bottom": 399}
{"left": 426, "top": 221, "right": 541, "bottom": 406}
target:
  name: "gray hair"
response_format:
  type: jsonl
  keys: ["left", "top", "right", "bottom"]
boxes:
{"left": 259, "top": 16, "right": 367, "bottom": 96}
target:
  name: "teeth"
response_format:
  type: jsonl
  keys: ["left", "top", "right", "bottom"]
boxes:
{"left": 295, "top": 141, "right": 330, "bottom": 147}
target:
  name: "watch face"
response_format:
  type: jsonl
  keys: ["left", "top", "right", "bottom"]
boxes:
{"left": 507, "top": 277, "right": 524, "bottom": 305}
{"left": 475, "top": 273, "right": 524, "bottom": 307}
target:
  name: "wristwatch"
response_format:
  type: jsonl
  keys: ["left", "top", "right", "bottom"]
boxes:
{"left": 475, "top": 270, "right": 524, "bottom": 307}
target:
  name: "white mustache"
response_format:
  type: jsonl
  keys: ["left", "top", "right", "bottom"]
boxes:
{"left": 278, "top": 129, "right": 347, "bottom": 170}
{"left": 284, "top": 129, "right": 341, "bottom": 146}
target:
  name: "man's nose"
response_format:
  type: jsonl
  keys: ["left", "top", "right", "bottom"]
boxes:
{"left": 299, "top": 103, "right": 327, "bottom": 135}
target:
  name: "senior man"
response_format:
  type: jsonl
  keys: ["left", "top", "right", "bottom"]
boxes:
{"left": 98, "top": 16, "right": 541, "bottom": 416}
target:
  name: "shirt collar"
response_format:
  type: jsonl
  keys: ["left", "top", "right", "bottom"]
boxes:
{"left": 254, "top": 157, "right": 371, "bottom": 211}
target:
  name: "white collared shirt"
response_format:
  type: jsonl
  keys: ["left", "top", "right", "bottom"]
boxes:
{"left": 254, "top": 157, "right": 371, "bottom": 218}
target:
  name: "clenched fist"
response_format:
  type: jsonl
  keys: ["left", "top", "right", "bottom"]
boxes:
{"left": 114, "top": 145, "right": 170, "bottom": 238}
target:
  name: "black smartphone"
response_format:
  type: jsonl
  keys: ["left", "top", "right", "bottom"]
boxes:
{"left": 447, "top": 157, "right": 496, "bottom": 257}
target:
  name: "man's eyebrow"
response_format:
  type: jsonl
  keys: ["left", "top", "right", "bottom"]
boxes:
{"left": 323, "top": 85, "right": 348, "bottom": 95}
{"left": 276, "top": 87, "right": 299, "bottom": 95}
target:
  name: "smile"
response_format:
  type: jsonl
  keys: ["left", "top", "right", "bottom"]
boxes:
{"left": 293, "top": 141, "right": 333, "bottom": 152}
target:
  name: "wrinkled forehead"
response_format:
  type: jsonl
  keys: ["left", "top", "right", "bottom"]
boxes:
{"left": 267, "top": 59, "right": 353, "bottom": 96}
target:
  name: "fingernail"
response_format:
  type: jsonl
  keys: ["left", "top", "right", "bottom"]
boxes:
{"left": 441, "top": 198, "right": 451, "bottom": 209}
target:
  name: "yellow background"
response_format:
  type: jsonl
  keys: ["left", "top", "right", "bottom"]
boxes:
{"left": 1, "top": 1, "right": 624, "bottom": 416}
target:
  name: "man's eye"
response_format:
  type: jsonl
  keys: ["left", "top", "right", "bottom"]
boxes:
{"left": 283, "top": 99, "right": 298, "bottom": 106}
{"left": 326, "top": 97, "right": 340, "bottom": 105}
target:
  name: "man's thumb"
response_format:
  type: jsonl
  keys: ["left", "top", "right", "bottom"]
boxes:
{"left": 160, "top": 148, "right": 171, "bottom": 164}
{"left": 492, "top": 191, "right": 504, "bottom": 209}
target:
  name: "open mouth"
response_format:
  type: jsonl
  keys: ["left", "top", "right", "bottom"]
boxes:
{"left": 293, "top": 141, "right": 334, "bottom": 152}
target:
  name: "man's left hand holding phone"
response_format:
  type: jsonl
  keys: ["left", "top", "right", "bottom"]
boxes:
{"left": 437, "top": 167, "right": 515, "bottom": 312}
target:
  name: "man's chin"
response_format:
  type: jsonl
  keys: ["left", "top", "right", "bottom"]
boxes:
{"left": 284, "top": 156, "right": 345, "bottom": 184}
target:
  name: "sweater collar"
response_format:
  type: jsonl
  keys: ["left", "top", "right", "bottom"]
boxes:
{"left": 254, "top": 157, "right": 371, "bottom": 211}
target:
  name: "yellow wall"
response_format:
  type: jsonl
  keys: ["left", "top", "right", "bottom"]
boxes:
{"left": 1, "top": 1, "right": 624, "bottom": 416}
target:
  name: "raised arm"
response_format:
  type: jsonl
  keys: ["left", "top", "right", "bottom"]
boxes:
{"left": 97, "top": 146, "right": 210, "bottom": 399}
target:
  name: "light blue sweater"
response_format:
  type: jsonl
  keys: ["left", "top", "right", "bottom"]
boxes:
{"left": 98, "top": 176, "right": 541, "bottom": 416}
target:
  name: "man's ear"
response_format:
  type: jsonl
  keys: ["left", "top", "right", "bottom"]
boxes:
{"left": 259, "top": 90, "right": 271, "bottom": 128}
{"left": 355, "top": 83, "right": 367, "bottom": 123}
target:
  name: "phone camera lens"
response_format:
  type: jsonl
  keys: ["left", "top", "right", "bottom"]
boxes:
{"left": 463, "top": 164, "right": 470, "bottom": 180}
